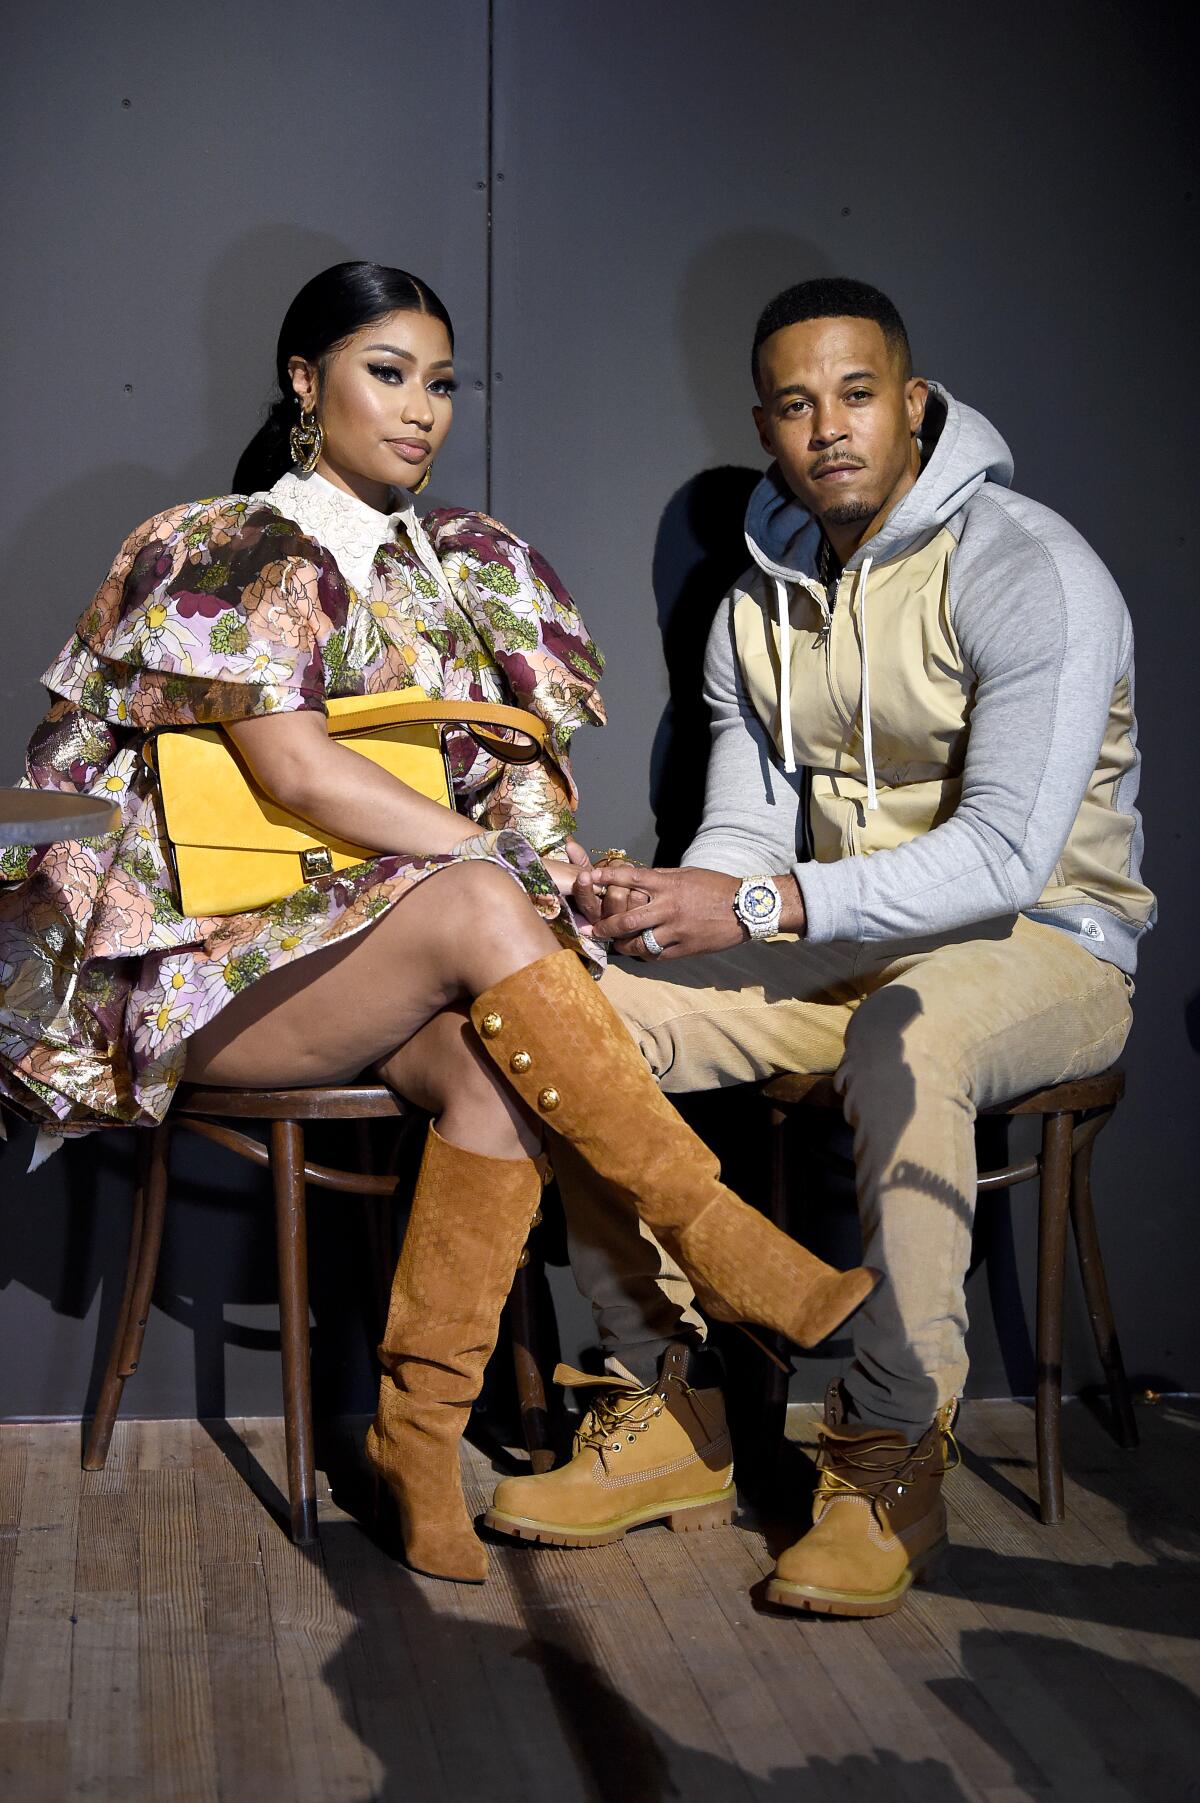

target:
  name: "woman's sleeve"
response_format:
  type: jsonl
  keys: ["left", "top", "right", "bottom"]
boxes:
{"left": 424, "top": 510, "right": 606, "bottom": 853}
{"left": 41, "top": 499, "right": 347, "bottom": 734}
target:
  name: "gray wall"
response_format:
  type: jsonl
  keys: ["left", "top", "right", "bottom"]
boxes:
{"left": 2, "top": 1, "right": 1197, "bottom": 1420}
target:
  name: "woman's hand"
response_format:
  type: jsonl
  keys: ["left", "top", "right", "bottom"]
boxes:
{"left": 543, "top": 838, "right": 595, "bottom": 900}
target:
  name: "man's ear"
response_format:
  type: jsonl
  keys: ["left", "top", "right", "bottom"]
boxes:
{"left": 905, "top": 377, "right": 929, "bottom": 434}
{"left": 752, "top": 402, "right": 774, "bottom": 457}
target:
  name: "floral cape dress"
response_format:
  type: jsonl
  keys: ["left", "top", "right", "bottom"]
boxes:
{"left": 0, "top": 470, "right": 606, "bottom": 1150}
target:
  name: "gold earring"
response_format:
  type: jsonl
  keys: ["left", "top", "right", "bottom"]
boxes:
{"left": 413, "top": 465, "right": 432, "bottom": 495}
{"left": 289, "top": 405, "right": 324, "bottom": 474}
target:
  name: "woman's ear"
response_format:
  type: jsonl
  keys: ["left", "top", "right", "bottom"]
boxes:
{"left": 287, "top": 355, "right": 318, "bottom": 410}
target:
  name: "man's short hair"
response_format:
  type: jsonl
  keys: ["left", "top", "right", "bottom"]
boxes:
{"left": 751, "top": 277, "right": 912, "bottom": 388}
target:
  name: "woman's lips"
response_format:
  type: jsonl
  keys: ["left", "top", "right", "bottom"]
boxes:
{"left": 388, "top": 440, "right": 431, "bottom": 465}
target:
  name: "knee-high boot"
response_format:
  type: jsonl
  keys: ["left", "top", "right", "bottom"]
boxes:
{"left": 471, "top": 950, "right": 879, "bottom": 1349}
{"left": 365, "top": 1124, "right": 544, "bottom": 1582}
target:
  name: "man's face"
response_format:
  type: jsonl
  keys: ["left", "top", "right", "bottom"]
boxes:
{"left": 753, "top": 316, "right": 927, "bottom": 541}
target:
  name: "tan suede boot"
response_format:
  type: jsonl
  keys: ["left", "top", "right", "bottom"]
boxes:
{"left": 365, "top": 1125, "right": 544, "bottom": 1583}
{"left": 485, "top": 1343, "right": 735, "bottom": 1545}
{"left": 470, "top": 950, "right": 879, "bottom": 1349}
{"left": 765, "top": 1380, "right": 960, "bottom": 1618}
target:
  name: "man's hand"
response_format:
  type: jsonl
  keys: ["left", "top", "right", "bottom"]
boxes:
{"left": 577, "top": 864, "right": 806, "bottom": 960}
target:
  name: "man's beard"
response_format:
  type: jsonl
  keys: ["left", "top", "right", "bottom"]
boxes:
{"left": 821, "top": 498, "right": 877, "bottom": 526}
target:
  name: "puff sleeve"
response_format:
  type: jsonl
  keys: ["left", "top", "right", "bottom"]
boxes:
{"left": 424, "top": 510, "right": 606, "bottom": 853}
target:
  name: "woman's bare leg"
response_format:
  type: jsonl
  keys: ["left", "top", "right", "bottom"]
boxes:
{"left": 185, "top": 862, "right": 559, "bottom": 1156}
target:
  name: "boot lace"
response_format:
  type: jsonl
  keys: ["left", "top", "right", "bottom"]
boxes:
{"left": 574, "top": 1375, "right": 693, "bottom": 1456}
{"left": 814, "top": 1416, "right": 961, "bottom": 1508}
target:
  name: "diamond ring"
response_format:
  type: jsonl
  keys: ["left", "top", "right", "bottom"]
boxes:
{"left": 641, "top": 927, "right": 665, "bottom": 958}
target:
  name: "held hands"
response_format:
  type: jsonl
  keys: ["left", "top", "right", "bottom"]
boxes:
{"left": 574, "top": 863, "right": 806, "bottom": 960}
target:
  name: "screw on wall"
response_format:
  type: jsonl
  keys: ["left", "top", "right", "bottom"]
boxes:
{"left": 123, "top": 384, "right": 133, "bottom": 395}
{"left": 841, "top": 206, "right": 851, "bottom": 216}
{"left": 121, "top": 98, "right": 132, "bottom": 109}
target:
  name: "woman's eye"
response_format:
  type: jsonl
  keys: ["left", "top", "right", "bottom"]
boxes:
{"left": 368, "top": 363, "right": 405, "bottom": 384}
{"left": 430, "top": 378, "right": 459, "bottom": 397}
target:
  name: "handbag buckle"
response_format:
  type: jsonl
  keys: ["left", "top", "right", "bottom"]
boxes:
{"left": 300, "top": 847, "right": 334, "bottom": 881}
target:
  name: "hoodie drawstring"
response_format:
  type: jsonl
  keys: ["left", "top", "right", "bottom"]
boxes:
{"left": 857, "top": 557, "right": 877, "bottom": 811}
{"left": 773, "top": 576, "right": 797, "bottom": 774}
{"left": 774, "top": 561, "right": 875, "bottom": 806}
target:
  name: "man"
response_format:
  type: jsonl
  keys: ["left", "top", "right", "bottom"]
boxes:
{"left": 484, "top": 278, "right": 1153, "bottom": 1618}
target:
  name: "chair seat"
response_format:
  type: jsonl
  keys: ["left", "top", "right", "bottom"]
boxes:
{"left": 762, "top": 1068, "right": 1124, "bottom": 1116}
{"left": 174, "top": 1081, "right": 409, "bottom": 1121}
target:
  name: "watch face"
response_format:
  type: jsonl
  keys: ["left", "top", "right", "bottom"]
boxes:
{"left": 742, "top": 882, "right": 778, "bottom": 923}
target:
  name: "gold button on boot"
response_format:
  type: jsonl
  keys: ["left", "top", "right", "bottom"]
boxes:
{"left": 765, "top": 1381, "right": 959, "bottom": 1618}
{"left": 484, "top": 1343, "right": 735, "bottom": 1546}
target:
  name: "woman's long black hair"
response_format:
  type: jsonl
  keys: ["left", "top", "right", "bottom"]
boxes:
{"left": 231, "top": 261, "right": 455, "bottom": 494}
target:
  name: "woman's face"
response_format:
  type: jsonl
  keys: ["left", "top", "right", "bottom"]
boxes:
{"left": 288, "top": 309, "right": 456, "bottom": 509}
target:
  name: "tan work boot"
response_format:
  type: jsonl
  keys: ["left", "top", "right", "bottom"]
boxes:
{"left": 765, "top": 1380, "right": 959, "bottom": 1618}
{"left": 365, "top": 1125, "right": 545, "bottom": 1583}
{"left": 470, "top": 950, "right": 880, "bottom": 1349}
{"left": 484, "top": 1343, "right": 735, "bottom": 1545}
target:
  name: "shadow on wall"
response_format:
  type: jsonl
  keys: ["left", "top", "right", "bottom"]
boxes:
{"left": 650, "top": 234, "right": 832, "bottom": 862}
{"left": 0, "top": 224, "right": 352, "bottom": 781}
{"left": 0, "top": 1111, "right": 388, "bottom": 1422}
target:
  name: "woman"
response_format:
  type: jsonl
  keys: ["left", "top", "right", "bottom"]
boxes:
{"left": 0, "top": 261, "right": 877, "bottom": 1582}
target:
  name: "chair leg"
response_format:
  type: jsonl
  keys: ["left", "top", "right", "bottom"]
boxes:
{"left": 1035, "top": 1111, "right": 1073, "bottom": 1524}
{"left": 83, "top": 1122, "right": 171, "bottom": 1470}
{"left": 759, "top": 1104, "right": 792, "bottom": 1434}
{"left": 1070, "top": 1117, "right": 1139, "bottom": 1451}
{"left": 508, "top": 1246, "right": 556, "bottom": 1474}
{"left": 271, "top": 1119, "right": 318, "bottom": 1545}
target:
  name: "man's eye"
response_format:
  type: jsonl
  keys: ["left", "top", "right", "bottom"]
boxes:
{"left": 782, "top": 400, "right": 809, "bottom": 417}
{"left": 847, "top": 389, "right": 872, "bottom": 401}
{"left": 368, "top": 363, "right": 404, "bottom": 384}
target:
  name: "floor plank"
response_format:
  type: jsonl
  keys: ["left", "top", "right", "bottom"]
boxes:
{"left": 138, "top": 1422, "right": 219, "bottom": 1803}
{"left": 0, "top": 1420, "right": 79, "bottom": 1726}
{"left": 70, "top": 1418, "right": 142, "bottom": 1800}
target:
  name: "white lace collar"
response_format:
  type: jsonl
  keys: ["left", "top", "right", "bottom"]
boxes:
{"left": 261, "top": 468, "right": 440, "bottom": 598}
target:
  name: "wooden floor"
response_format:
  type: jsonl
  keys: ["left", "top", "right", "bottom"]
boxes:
{"left": 0, "top": 1400, "right": 1197, "bottom": 1802}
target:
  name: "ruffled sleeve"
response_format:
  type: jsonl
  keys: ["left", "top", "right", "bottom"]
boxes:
{"left": 423, "top": 509, "right": 606, "bottom": 853}
{"left": 40, "top": 496, "right": 349, "bottom": 733}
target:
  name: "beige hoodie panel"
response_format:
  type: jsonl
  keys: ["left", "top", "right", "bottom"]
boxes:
{"left": 735, "top": 528, "right": 970, "bottom": 862}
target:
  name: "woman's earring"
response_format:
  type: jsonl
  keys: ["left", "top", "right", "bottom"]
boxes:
{"left": 289, "top": 405, "right": 324, "bottom": 474}
{"left": 413, "top": 465, "right": 432, "bottom": 495}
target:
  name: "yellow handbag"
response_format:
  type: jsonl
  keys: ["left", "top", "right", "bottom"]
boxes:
{"left": 148, "top": 688, "right": 548, "bottom": 917}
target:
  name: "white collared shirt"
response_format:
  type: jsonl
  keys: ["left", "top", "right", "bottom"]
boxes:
{"left": 261, "top": 468, "right": 447, "bottom": 600}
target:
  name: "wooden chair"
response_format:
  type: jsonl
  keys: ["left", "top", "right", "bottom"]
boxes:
{"left": 82, "top": 1081, "right": 556, "bottom": 1544}
{"left": 761, "top": 1069, "right": 1138, "bottom": 1524}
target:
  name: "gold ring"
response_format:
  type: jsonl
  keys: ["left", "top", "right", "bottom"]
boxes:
{"left": 590, "top": 847, "right": 646, "bottom": 867}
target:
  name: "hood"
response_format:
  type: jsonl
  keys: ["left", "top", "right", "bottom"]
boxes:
{"left": 742, "top": 383, "right": 1014, "bottom": 584}
{"left": 739, "top": 384, "right": 1013, "bottom": 789}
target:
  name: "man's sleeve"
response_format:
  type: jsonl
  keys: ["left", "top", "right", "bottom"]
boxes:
{"left": 680, "top": 593, "right": 807, "bottom": 877}
{"left": 796, "top": 491, "right": 1133, "bottom": 945}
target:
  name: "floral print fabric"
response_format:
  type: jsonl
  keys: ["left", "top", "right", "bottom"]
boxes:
{"left": 0, "top": 479, "right": 606, "bottom": 1138}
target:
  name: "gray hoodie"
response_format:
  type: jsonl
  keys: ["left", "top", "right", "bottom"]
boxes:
{"left": 682, "top": 385, "right": 1155, "bottom": 973}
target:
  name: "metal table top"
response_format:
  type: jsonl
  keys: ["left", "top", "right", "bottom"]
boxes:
{"left": 0, "top": 789, "right": 119, "bottom": 847}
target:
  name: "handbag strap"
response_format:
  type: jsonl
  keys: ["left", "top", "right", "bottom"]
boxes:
{"left": 329, "top": 695, "right": 550, "bottom": 766}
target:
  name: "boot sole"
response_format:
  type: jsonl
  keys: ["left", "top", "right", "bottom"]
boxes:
{"left": 763, "top": 1537, "right": 947, "bottom": 1618}
{"left": 484, "top": 1482, "right": 737, "bottom": 1547}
